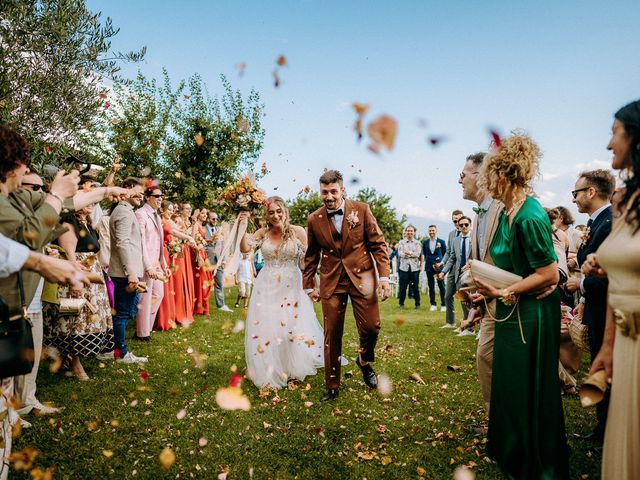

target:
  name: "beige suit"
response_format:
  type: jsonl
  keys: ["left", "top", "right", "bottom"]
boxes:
{"left": 469, "top": 198, "right": 503, "bottom": 409}
{"left": 303, "top": 199, "right": 389, "bottom": 389}
{"left": 109, "top": 201, "right": 144, "bottom": 279}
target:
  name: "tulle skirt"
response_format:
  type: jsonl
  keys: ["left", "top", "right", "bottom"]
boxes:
{"left": 245, "top": 264, "right": 324, "bottom": 389}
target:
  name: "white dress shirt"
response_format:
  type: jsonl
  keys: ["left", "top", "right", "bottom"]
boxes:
{"left": 0, "top": 233, "right": 30, "bottom": 278}
{"left": 327, "top": 200, "right": 345, "bottom": 232}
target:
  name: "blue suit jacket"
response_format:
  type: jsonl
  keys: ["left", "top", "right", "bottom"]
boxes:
{"left": 422, "top": 237, "right": 447, "bottom": 273}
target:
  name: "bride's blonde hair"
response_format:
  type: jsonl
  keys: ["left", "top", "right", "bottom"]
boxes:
{"left": 265, "top": 196, "right": 294, "bottom": 246}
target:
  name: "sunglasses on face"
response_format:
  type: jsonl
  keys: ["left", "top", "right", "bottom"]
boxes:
{"left": 458, "top": 222, "right": 470, "bottom": 227}
{"left": 571, "top": 187, "right": 592, "bottom": 199}
{"left": 459, "top": 171, "right": 478, "bottom": 180}
{"left": 22, "top": 182, "right": 45, "bottom": 191}
{"left": 148, "top": 194, "right": 163, "bottom": 198}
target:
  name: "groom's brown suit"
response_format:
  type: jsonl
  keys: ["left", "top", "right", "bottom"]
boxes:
{"left": 303, "top": 199, "right": 389, "bottom": 389}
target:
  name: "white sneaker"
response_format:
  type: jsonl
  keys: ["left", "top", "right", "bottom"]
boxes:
{"left": 440, "top": 324, "right": 456, "bottom": 329}
{"left": 116, "top": 352, "right": 148, "bottom": 364}
{"left": 218, "top": 305, "right": 233, "bottom": 313}
{"left": 429, "top": 305, "right": 437, "bottom": 312}
{"left": 440, "top": 306, "right": 447, "bottom": 312}
{"left": 96, "top": 351, "right": 115, "bottom": 361}
{"left": 32, "top": 402, "right": 61, "bottom": 415}
{"left": 457, "top": 330, "right": 476, "bottom": 337}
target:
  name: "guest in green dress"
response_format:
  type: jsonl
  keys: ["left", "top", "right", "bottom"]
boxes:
{"left": 473, "top": 133, "right": 569, "bottom": 479}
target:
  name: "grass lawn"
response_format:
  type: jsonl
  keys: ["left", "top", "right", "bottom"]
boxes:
{"left": 13, "top": 290, "right": 601, "bottom": 479}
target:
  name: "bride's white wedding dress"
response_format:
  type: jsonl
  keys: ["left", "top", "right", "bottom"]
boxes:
{"left": 244, "top": 235, "right": 324, "bottom": 389}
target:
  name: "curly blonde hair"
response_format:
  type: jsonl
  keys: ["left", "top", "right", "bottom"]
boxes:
{"left": 479, "top": 132, "right": 540, "bottom": 205}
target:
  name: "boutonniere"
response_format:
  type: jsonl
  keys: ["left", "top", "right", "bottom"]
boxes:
{"left": 346, "top": 210, "right": 360, "bottom": 229}
{"left": 436, "top": 242, "right": 441, "bottom": 249}
{"left": 581, "top": 226, "right": 591, "bottom": 243}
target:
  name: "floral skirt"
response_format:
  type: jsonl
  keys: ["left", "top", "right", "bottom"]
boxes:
{"left": 43, "top": 253, "right": 114, "bottom": 357}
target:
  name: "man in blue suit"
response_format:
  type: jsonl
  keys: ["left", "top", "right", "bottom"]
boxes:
{"left": 422, "top": 225, "right": 447, "bottom": 312}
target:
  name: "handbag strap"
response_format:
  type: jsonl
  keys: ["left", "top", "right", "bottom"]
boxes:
{"left": 17, "top": 271, "right": 27, "bottom": 312}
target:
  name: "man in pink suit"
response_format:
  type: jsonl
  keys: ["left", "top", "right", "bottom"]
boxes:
{"left": 134, "top": 186, "right": 167, "bottom": 341}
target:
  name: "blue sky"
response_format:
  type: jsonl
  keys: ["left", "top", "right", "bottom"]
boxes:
{"left": 89, "top": 0, "right": 640, "bottom": 233}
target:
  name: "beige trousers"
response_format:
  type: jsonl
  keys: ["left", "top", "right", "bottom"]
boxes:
{"left": 476, "top": 314, "right": 495, "bottom": 411}
{"left": 14, "top": 311, "right": 43, "bottom": 414}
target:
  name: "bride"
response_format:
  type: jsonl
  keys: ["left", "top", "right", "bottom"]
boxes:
{"left": 239, "top": 196, "right": 324, "bottom": 389}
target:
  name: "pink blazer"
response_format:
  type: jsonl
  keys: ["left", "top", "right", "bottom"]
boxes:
{"left": 135, "top": 204, "right": 166, "bottom": 274}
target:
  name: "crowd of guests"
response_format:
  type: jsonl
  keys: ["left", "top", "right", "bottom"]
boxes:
{"left": 0, "top": 125, "right": 247, "bottom": 479}
{"left": 385, "top": 100, "right": 640, "bottom": 479}
{"left": 1, "top": 98, "right": 640, "bottom": 480}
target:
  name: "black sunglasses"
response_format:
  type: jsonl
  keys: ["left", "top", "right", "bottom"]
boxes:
{"left": 22, "top": 182, "right": 45, "bottom": 192}
{"left": 571, "top": 187, "right": 592, "bottom": 199}
{"left": 148, "top": 194, "right": 164, "bottom": 198}
{"left": 458, "top": 222, "right": 470, "bottom": 227}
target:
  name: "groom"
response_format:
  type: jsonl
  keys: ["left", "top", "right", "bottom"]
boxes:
{"left": 303, "top": 170, "right": 390, "bottom": 402}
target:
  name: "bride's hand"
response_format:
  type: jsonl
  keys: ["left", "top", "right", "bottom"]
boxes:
{"left": 308, "top": 289, "right": 320, "bottom": 302}
{"left": 238, "top": 211, "right": 251, "bottom": 225}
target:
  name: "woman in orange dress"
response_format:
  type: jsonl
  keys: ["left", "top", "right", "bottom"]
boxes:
{"left": 192, "top": 208, "right": 213, "bottom": 315}
{"left": 177, "top": 203, "right": 196, "bottom": 322}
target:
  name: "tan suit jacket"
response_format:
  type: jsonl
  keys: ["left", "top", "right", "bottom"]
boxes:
{"left": 470, "top": 198, "right": 503, "bottom": 265}
{"left": 303, "top": 199, "right": 389, "bottom": 299}
{"left": 109, "top": 201, "right": 144, "bottom": 278}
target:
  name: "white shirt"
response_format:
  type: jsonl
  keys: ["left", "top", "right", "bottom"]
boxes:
{"left": 237, "top": 258, "right": 253, "bottom": 284}
{"left": 327, "top": 200, "right": 345, "bottom": 232}
{"left": 0, "top": 233, "right": 30, "bottom": 278}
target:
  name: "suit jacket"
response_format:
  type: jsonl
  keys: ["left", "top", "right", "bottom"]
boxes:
{"left": 0, "top": 190, "right": 72, "bottom": 316}
{"left": 469, "top": 199, "right": 503, "bottom": 265}
{"left": 576, "top": 206, "right": 612, "bottom": 328}
{"left": 303, "top": 199, "right": 390, "bottom": 299}
{"left": 135, "top": 203, "right": 166, "bottom": 274}
{"left": 441, "top": 228, "right": 459, "bottom": 270}
{"left": 442, "top": 234, "right": 471, "bottom": 284}
{"left": 109, "top": 201, "right": 144, "bottom": 278}
{"left": 422, "top": 237, "right": 447, "bottom": 272}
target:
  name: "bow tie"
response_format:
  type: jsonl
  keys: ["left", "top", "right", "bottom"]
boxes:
{"left": 327, "top": 208, "right": 343, "bottom": 219}
{"left": 472, "top": 206, "right": 486, "bottom": 215}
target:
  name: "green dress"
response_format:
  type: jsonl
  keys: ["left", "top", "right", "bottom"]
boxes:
{"left": 487, "top": 197, "right": 569, "bottom": 479}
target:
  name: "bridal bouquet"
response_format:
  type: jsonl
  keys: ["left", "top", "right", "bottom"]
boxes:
{"left": 217, "top": 175, "right": 267, "bottom": 215}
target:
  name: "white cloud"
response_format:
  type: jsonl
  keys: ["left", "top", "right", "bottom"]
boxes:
{"left": 401, "top": 204, "right": 451, "bottom": 222}
{"left": 542, "top": 158, "right": 612, "bottom": 181}
{"left": 537, "top": 190, "right": 558, "bottom": 206}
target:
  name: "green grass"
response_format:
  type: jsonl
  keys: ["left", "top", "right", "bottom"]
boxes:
{"left": 13, "top": 291, "right": 601, "bottom": 479}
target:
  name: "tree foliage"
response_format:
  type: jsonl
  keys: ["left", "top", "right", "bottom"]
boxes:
{"left": 163, "top": 74, "right": 265, "bottom": 207}
{"left": 287, "top": 187, "right": 405, "bottom": 243}
{"left": 0, "top": 0, "right": 145, "bottom": 167}
{"left": 354, "top": 187, "right": 406, "bottom": 243}
{"left": 287, "top": 191, "right": 323, "bottom": 226}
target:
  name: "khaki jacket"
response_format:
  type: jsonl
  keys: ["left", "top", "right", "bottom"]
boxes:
{"left": 0, "top": 190, "right": 72, "bottom": 316}
{"left": 109, "top": 201, "right": 144, "bottom": 278}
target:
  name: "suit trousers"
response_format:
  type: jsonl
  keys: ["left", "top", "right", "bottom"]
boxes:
{"left": 398, "top": 269, "right": 420, "bottom": 307}
{"left": 112, "top": 277, "right": 140, "bottom": 356}
{"left": 444, "top": 273, "right": 457, "bottom": 325}
{"left": 136, "top": 274, "right": 165, "bottom": 337}
{"left": 213, "top": 267, "right": 225, "bottom": 308}
{"left": 426, "top": 268, "right": 446, "bottom": 306}
{"left": 321, "top": 274, "right": 381, "bottom": 389}
{"left": 476, "top": 314, "right": 495, "bottom": 410}
{"left": 15, "top": 311, "right": 43, "bottom": 414}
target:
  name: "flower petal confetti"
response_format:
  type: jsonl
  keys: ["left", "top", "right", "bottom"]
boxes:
{"left": 367, "top": 115, "right": 397, "bottom": 151}
{"left": 159, "top": 447, "right": 175, "bottom": 471}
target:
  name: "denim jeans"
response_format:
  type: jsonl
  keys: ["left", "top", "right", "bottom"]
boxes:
{"left": 111, "top": 276, "right": 140, "bottom": 356}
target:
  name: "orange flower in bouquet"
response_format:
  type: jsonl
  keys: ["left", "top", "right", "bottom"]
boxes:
{"left": 216, "top": 175, "right": 267, "bottom": 215}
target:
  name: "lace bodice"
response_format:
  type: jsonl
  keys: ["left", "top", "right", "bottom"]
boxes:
{"left": 260, "top": 236, "right": 306, "bottom": 269}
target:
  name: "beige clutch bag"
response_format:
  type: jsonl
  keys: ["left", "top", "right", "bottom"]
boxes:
{"left": 58, "top": 298, "right": 87, "bottom": 314}
{"left": 459, "top": 259, "right": 523, "bottom": 291}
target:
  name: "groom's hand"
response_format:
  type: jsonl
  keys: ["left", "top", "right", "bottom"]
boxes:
{"left": 307, "top": 289, "right": 320, "bottom": 302}
{"left": 378, "top": 281, "right": 390, "bottom": 301}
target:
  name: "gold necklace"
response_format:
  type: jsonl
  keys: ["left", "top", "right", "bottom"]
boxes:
{"left": 505, "top": 196, "right": 526, "bottom": 216}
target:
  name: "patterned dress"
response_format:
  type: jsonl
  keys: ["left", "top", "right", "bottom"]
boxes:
{"left": 43, "top": 216, "right": 114, "bottom": 356}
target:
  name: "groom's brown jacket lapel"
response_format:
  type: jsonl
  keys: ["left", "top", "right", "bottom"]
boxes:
{"left": 303, "top": 199, "right": 390, "bottom": 299}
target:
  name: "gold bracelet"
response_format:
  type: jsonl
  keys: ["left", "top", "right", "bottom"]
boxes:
{"left": 500, "top": 288, "right": 518, "bottom": 306}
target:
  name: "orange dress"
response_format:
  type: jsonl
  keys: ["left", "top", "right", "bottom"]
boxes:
{"left": 181, "top": 243, "right": 196, "bottom": 322}
{"left": 154, "top": 221, "right": 176, "bottom": 331}
{"left": 192, "top": 224, "right": 213, "bottom": 315}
